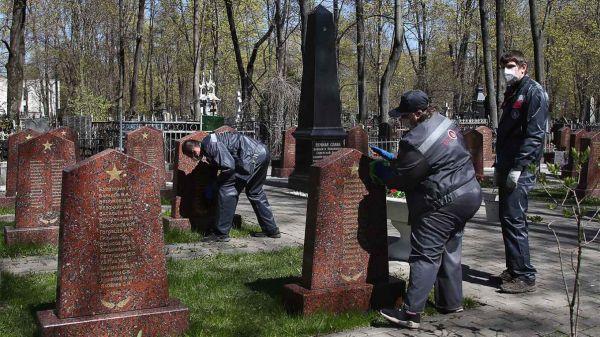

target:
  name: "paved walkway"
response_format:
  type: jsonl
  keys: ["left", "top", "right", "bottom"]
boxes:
{"left": 1, "top": 180, "right": 599, "bottom": 337}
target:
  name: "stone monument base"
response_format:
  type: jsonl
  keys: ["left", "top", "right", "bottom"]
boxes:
{"left": 162, "top": 215, "right": 243, "bottom": 233}
{"left": 288, "top": 172, "right": 310, "bottom": 192}
{"left": 282, "top": 279, "right": 404, "bottom": 315}
{"left": 271, "top": 167, "right": 294, "bottom": 178}
{"left": 0, "top": 194, "right": 15, "bottom": 208}
{"left": 37, "top": 299, "right": 189, "bottom": 337}
{"left": 3, "top": 225, "right": 59, "bottom": 245}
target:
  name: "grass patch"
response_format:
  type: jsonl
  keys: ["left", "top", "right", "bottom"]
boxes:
{"left": 163, "top": 217, "right": 263, "bottom": 244}
{"left": 0, "top": 207, "right": 14, "bottom": 215}
{"left": 0, "top": 222, "right": 57, "bottom": 258}
{"left": 161, "top": 196, "right": 171, "bottom": 206}
{"left": 530, "top": 187, "right": 600, "bottom": 206}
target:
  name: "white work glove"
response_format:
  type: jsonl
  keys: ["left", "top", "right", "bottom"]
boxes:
{"left": 505, "top": 170, "right": 521, "bottom": 190}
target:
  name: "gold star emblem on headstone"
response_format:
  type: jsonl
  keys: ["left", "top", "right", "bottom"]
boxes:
{"left": 106, "top": 164, "right": 124, "bottom": 182}
{"left": 25, "top": 134, "right": 32, "bottom": 140}
{"left": 350, "top": 164, "right": 360, "bottom": 177}
{"left": 42, "top": 141, "right": 53, "bottom": 151}
{"left": 142, "top": 132, "right": 149, "bottom": 139}
{"left": 61, "top": 131, "right": 67, "bottom": 136}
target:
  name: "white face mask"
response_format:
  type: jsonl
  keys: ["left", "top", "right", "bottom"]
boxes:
{"left": 504, "top": 67, "right": 519, "bottom": 85}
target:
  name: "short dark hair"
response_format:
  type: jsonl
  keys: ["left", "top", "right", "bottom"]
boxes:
{"left": 182, "top": 139, "right": 200, "bottom": 158}
{"left": 500, "top": 50, "right": 528, "bottom": 67}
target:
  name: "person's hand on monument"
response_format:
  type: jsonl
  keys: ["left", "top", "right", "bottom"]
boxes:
{"left": 369, "top": 160, "right": 393, "bottom": 185}
{"left": 505, "top": 169, "right": 521, "bottom": 190}
{"left": 370, "top": 146, "right": 396, "bottom": 160}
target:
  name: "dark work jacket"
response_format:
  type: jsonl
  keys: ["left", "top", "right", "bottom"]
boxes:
{"left": 200, "top": 132, "right": 266, "bottom": 182}
{"left": 384, "top": 113, "right": 479, "bottom": 219}
{"left": 496, "top": 75, "right": 549, "bottom": 174}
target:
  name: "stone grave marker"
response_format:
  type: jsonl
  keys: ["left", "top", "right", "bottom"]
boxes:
{"left": 0, "top": 129, "right": 41, "bottom": 207}
{"left": 213, "top": 125, "right": 236, "bottom": 133}
{"left": 125, "top": 126, "right": 167, "bottom": 188}
{"left": 36, "top": 149, "right": 189, "bottom": 336}
{"left": 577, "top": 132, "right": 600, "bottom": 197}
{"left": 563, "top": 130, "right": 589, "bottom": 178}
{"left": 463, "top": 128, "right": 484, "bottom": 179}
{"left": 4, "top": 133, "right": 76, "bottom": 245}
{"left": 49, "top": 126, "right": 81, "bottom": 160}
{"left": 476, "top": 126, "right": 494, "bottom": 168}
{"left": 557, "top": 126, "right": 571, "bottom": 151}
{"left": 283, "top": 148, "right": 403, "bottom": 315}
{"left": 346, "top": 125, "right": 369, "bottom": 155}
{"left": 288, "top": 6, "right": 347, "bottom": 192}
{"left": 271, "top": 127, "right": 296, "bottom": 178}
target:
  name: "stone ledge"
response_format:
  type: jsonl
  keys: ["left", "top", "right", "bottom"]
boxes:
{"left": 4, "top": 225, "right": 59, "bottom": 245}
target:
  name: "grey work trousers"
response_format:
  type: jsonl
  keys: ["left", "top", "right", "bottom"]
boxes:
{"left": 404, "top": 189, "right": 482, "bottom": 313}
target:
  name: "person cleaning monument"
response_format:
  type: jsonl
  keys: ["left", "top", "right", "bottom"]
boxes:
{"left": 370, "top": 90, "right": 482, "bottom": 329}
{"left": 182, "top": 131, "right": 281, "bottom": 242}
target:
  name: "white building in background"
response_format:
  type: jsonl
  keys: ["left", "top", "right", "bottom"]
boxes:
{"left": 0, "top": 76, "right": 60, "bottom": 119}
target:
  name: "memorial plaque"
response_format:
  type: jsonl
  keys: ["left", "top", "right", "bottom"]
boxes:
{"left": 577, "top": 132, "right": 600, "bottom": 197}
{"left": 288, "top": 6, "right": 347, "bottom": 192}
{"left": 563, "top": 130, "right": 589, "bottom": 178}
{"left": 345, "top": 125, "right": 369, "bottom": 155}
{"left": 271, "top": 127, "right": 296, "bottom": 178}
{"left": 0, "top": 129, "right": 41, "bottom": 207}
{"left": 283, "top": 148, "right": 403, "bottom": 315}
{"left": 49, "top": 126, "right": 82, "bottom": 160}
{"left": 3, "top": 133, "right": 76, "bottom": 245}
{"left": 125, "top": 126, "right": 167, "bottom": 188}
{"left": 37, "top": 149, "right": 189, "bottom": 336}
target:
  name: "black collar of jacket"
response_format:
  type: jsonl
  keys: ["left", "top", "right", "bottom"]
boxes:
{"left": 503, "top": 75, "right": 531, "bottom": 106}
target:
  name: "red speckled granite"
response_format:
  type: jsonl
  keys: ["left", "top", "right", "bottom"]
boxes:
{"left": 283, "top": 148, "right": 403, "bottom": 315}
{"left": 463, "top": 129, "right": 484, "bottom": 179}
{"left": 49, "top": 127, "right": 81, "bottom": 160}
{"left": 476, "top": 126, "right": 494, "bottom": 168}
{"left": 4, "top": 133, "right": 76, "bottom": 245}
{"left": 0, "top": 129, "right": 41, "bottom": 207}
{"left": 125, "top": 126, "right": 167, "bottom": 188}
{"left": 564, "top": 130, "right": 589, "bottom": 178}
{"left": 163, "top": 131, "right": 214, "bottom": 232}
{"left": 345, "top": 125, "right": 369, "bottom": 155}
{"left": 556, "top": 126, "right": 571, "bottom": 151}
{"left": 577, "top": 132, "right": 600, "bottom": 197}
{"left": 213, "top": 125, "right": 236, "bottom": 133}
{"left": 272, "top": 127, "right": 296, "bottom": 178}
{"left": 37, "top": 149, "right": 189, "bottom": 336}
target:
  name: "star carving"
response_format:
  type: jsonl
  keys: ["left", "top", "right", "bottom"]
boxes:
{"left": 106, "top": 164, "right": 124, "bottom": 182}
{"left": 25, "top": 134, "right": 32, "bottom": 140}
{"left": 42, "top": 141, "right": 53, "bottom": 151}
{"left": 350, "top": 163, "right": 360, "bottom": 177}
{"left": 61, "top": 131, "right": 67, "bottom": 136}
{"left": 142, "top": 132, "right": 149, "bottom": 139}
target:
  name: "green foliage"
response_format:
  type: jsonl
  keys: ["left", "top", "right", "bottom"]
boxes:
{"left": 67, "top": 86, "right": 113, "bottom": 121}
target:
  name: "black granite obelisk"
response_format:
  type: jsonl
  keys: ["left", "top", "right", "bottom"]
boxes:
{"left": 289, "top": 5, "right": 347, "bottom": 192}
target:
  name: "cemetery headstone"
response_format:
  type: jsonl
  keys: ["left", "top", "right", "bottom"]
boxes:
{"left": 576, "top": 132, "right": 600, "bottom": 197}
{"left": 288, "top": 6, "right": 347, "bottom": 192}
{"left": 271, "top": 127, "right": 296, "bottom": 178}
{"left": 0, "top": 129, "right": 41, "bottom": 207}
{"left": 49, "top": 126, "right": 81, "bottom": 160}
{"left": 476, "top": 126, "right": 494, "bottom": 168}
{"left": 21, "top": 117, "right": 50, "bottom": 132}
{"left": 556, "top": 126, "right": 571, "bottom": 151}
{"left": 283, "top": 148, "right": 403, "bottom": 315}
{"left": 4, "top": 133, "right": 76, "bottom": 245}
{"left": 463, "top": 129, "right": 484, "bottom": 179}
{"left": 213, "top": 125, "right": 236, "bottom": 133}
{"left": 125, "top": 126, "right": 167, "bottom": 188}
{"left": 563, "top": 130, "right": 589, "bottom": 178}
{"left": 346, "top": 125, "right": 369, "bottom": 155}
{"left": 36, "top": 149, "right": 189, "bottom": 336}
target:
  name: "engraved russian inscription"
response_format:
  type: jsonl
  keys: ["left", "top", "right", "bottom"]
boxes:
{"left": 312, "top": 140, "right": 343, "bottom": 161}
{"left": 340, "top": 164, "right": 368, "bottom": 282}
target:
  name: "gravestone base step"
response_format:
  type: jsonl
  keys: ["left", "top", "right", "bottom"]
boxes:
{"left": 282, "top": 279, "right": 404, "bottom": 315}
{"left": 162, "top": 217, "right": 191, "bottom": 231}
{"left": 162, "top": 215, "right": 243, "bottom": 233}
{"left": 271, "top": 167, "right": 294, "bottom": 178}
{"left": 4, "top": 225, "right": 59, "bottom": 245}
{"left": 0, "top": 195, "right": 15, "bottom": 208}
{"left": 36, "top": 299, "right": 189, "bottom": 337}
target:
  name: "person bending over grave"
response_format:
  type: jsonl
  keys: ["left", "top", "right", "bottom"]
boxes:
{"left": 370, "top": 90, "right": 482, "bottom": 329}
{"left": 182, "top": 131, "right": 281, "bottom": 242}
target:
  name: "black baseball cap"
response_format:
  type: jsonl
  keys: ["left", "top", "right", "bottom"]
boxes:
{"left": 388, "top": 90, "right": 430, "bottom": 117}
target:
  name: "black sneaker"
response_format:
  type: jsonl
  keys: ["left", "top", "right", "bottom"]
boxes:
{"left": 379, "top": 308, "right": 421, "bottom": 329}
{"left": 498, "top": 269, "right": 514, "bottom": 283}
{"left": 436, "top": 306, "right": 464, "bottom": 314}
{"left": 202, "top": 234, "right": 231, "bottom": 243}
{"left": 500, "top": 277, "right": 536, "bottom": 293}
{"left": 250, "top": 230, "right": 281, "bottom": 238}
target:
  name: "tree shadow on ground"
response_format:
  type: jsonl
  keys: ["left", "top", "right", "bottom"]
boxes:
{"left": 245, "top": 276, "right": 301, "bottom": 299}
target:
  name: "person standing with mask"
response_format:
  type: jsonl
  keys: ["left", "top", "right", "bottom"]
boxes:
{"left": 371, "top": 90, "right": 482, "bottom": 329}
{"left": 495, "top": 50, "right": 549, "bottom": 293}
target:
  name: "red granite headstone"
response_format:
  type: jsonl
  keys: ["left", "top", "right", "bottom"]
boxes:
{"left": 346, "top": 125, "right": 369, "bottom": 155}
{"left": 213, "top": 125, "right": 236, "bottom": 133}
{"left": 272, "top": 127, "right": 297, "bottom": 178}
{"left": 563, "top": 130, "right": 589, "bottom": 178}
{"left": 3, "top": 133, "right": 76, "bottom": 245}
{"left": 0, "top": 129, "right": 41, "bottom": 207}
{"left": 576, "top": 132, "right": 600, "bottom": 198}
{"left": 36, "top": 149, "right": 189, "bottom": 336}
{"left": 125, "top": 126, "right": 167, "bottom": 188}
{"left": 49, "top": 126, "right": 81, "bottom": 160}
{"left": 476, "top": 126, "right": 494, "bottom": 168}
{"left": 557, "top": 126, "right": 571, "bottom": 151}
{"left": 463, "top": 129, "right": 484, "bottom": 179}
{"left": 282, "top": 148, "right": 403, "bottom": 315}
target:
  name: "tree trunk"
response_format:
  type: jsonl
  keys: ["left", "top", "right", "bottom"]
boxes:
{"left": 379, "top": 0, "right": 403, "bottom": 123}
{"left": 496, "top": 0, "right": 506, "bottom": 110}
{"left": 193, "top": 0, "right": 203, "bottom": 120}
{"left": 129, "top": 0, "right": 146, "bottom": 118}
{"left": 479, "top": 0, "right": 498, "bottom": 128}
{"left": 356, "top": 0, "right": 367, "bottom": 123}
{"left": 529, "top": 0, "right": 545, "bottom": 86}
{"left": 299, "top": 0, "right": 307, "bottom": 57}
{"left": 118, "top": 0, "right": 125, "bottom": 145}
{"left": 6, "top": 0, "right": 27, "bottom": 126}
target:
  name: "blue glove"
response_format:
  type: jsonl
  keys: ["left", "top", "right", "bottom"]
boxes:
{"left": 370, "top": 146, "right": 396, "bottom": 160}
{"left": 369, "top": 160, "right": 394, "bottom": 185}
